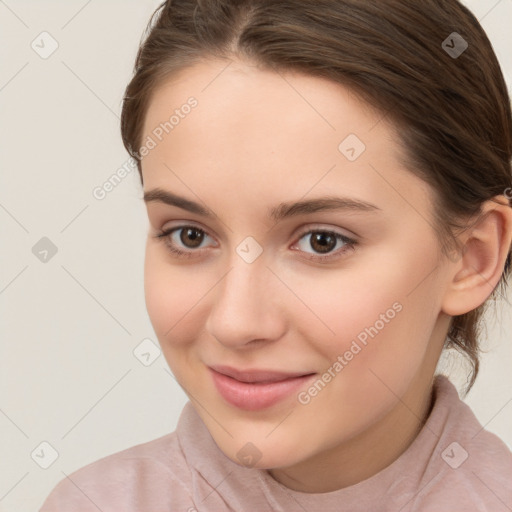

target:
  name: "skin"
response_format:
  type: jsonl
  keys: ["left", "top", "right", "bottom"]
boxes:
{"left": 139, "top": 57, "right": 512, "bottom": 493}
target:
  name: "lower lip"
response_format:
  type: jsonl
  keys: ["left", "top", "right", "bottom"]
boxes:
{"left": 209, "top": 369, "right": 316, "bottom": 411}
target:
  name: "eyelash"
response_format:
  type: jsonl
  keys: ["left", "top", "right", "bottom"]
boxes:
{"left": 153, "top": 225, "right": 358, "bottom": 263}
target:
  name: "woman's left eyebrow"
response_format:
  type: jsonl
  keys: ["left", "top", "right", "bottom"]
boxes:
{"left": 143, "top": 187, "right": 381, "bottom": 221}
{"left": 269, "top": 196, "right": 381, "bottom": 222}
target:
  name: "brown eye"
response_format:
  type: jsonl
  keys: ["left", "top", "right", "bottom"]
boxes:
{"left": 309, "top": 232, "right": 337, "bottom": 253}
{"left": 154, "top": 225, "right": 214, "bottom": 258}
{"left": 293, "top": 228, "right": 357, "bottom": 263}
{"left": 180, "top": 227, "right": 205, "bottom": 248}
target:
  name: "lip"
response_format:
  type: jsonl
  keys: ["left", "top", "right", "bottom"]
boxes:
{"left": 209, "top": 365, "right": 316, "bottom": 411}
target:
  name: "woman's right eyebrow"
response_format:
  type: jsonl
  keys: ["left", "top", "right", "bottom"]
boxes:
{"left": 143, "top": 187, "right": 381, "bottom": 222}
{"left": 144, "top": 188, "right": 213, "bottom": 217}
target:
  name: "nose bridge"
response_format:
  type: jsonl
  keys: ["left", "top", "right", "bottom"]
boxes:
{"left": 205, "top": 243, "right": 285, "bottom": 347}
{"left": 224, "top": 258, "right": 264, "bottom": 309}
{"left": 221, "top": 233, "right": 271, "bottom": 306}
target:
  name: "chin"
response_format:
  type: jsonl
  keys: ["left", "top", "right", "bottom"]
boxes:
{"left": 211, "top": 427, "right": 313, "bottom": 471}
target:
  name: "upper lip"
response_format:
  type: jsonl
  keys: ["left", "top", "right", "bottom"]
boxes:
{"left": 209, "top": 365, "right": 315, "bottom": 383}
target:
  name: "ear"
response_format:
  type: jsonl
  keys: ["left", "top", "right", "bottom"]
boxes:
{"left": 441, "top": 195, "right": 512, "bottom": 316}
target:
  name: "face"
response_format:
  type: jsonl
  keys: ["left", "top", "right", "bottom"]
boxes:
{"left": 140, "top": 58, "right": 452, "bottom": 476}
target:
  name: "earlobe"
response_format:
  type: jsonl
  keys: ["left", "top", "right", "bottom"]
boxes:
{"left": 441, "top": 195, "right": 512, "bottom": 317}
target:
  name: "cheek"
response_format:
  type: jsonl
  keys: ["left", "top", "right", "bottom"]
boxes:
{"left": 302, "top": 244, "right": 440, "bottom": 376}
{"left": 295, "top": 283, "right": 437, "bottom": 443}
{"left": 299, "top": 268, "right": 404, "bottom": 354}
{"left": 143, "top": 246, "right": 208, "bottom": 344}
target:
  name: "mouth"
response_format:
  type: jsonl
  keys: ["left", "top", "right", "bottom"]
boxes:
{"left": 208, "top": 365, "right": 317, "bottom": 411}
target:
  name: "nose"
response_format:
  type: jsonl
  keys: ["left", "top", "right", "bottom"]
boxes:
{"left": 205, "top": 254, "right": 287, "bottom": 350}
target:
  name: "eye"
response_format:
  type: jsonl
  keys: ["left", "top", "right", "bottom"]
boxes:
{"left": 292, "top": 227, "right": 357, "bottom": 262}
{"left": 154, "top": 225, "right": 215, "bottom": 259}
{"left": 153, "top": 224, "right": 358, "bottom": 262}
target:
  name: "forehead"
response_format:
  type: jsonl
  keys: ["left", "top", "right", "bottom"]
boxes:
{"left": 143, "top": 59, "right": 393, "bottom": 164}
{"left": 139, "top": 58, "right": 433, "bottom": 224}
{"left": 145, "top": 58, "right": 390, "bottom": 143}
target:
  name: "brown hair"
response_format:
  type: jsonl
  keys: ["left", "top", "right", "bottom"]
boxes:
{"left": 121, "top": 0, "right": 512, "bottom": 395}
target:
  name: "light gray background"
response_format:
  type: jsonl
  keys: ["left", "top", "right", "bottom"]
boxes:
{"left": 0, "top": 1, "right": 511, "bottom": 511}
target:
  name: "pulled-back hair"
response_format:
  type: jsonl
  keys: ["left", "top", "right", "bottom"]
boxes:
{"left": 121, "top": 0, "right": 512, "bottom": 394}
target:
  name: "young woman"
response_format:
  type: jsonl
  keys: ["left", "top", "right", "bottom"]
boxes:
{"left": 41, "top": 0, "right": 512, "bottom": 510}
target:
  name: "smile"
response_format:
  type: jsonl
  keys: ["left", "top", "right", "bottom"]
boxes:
{"left": 209, "top": 366, "right": 316, "bottom": 411}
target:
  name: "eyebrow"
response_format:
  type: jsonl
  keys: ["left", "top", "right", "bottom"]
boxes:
{"left": 143, "top": 187, "right": 381, "bottom": 222}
